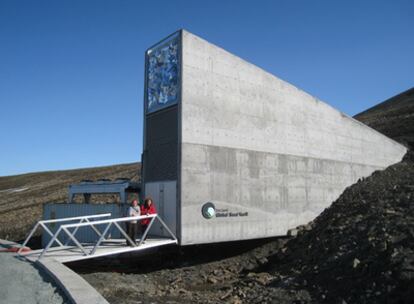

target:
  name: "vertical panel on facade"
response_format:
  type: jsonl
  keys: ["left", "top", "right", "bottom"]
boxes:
{"left": 143, "top": 31, "right": 181, "bottom": 182}
{"left": 144, "top": 106, "right": 178, "bottom": 182}
{"left": 142, "top": 31, "right": 182, "bottom": 238}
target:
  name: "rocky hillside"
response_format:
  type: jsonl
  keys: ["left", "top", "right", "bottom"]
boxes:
{"left": 232, "top": 151, "right": 414, "bottom": 304}
{"left": 354, "top": 87, "right": 414, "bottom": 148}
{"left": 0, "top": 163, "right": 140, "bottom": 240}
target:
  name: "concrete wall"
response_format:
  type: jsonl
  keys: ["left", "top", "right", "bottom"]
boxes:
{"left": 179, "top": 30, "right": 407, "bottom": 245}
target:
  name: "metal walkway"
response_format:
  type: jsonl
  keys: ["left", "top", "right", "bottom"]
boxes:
{"left": 19, "top": 213, "right": 177, "bottom": 263}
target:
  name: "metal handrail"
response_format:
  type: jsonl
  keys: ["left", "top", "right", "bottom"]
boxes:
{"left": 18, "top": 213, "right": 112, "bottom": 254}
{"left": 33, "top": 213, "right": 112, "bottom": 224}
{"left": 62, "top": 214, "right": 156, "bottom": 228}
{"left": 34, "top": 213, "right": 176, "bottom": 260}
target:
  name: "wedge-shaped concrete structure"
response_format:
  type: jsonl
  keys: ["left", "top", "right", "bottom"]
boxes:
{"left": 142, "top": 30, "right": 407, "bottom": 245}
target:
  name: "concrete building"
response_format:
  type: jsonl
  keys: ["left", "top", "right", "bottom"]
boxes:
{"left": 142, "top": 30, "right": 407, "bottom": 245}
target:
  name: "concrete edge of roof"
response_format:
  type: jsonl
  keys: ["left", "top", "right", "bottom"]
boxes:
{"left": 36, "top": 258, "right": 109, "bottom": 304}
{"left": 1, "top": 238, "right": 108, "bottom": 304}
{"left": 0, "top": 239, "right": 20, "bottom": 247}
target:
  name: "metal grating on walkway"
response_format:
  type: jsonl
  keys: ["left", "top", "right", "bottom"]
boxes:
{"left": 22, "top": 238, "right": 177, "bottom": 263}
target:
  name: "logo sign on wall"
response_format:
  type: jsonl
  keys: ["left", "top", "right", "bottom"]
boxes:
{"left": 202, "top": 202, "right": 249, "bottom": 219}
{"left": 201, "top": 202, "right": 216, "bottom": 219}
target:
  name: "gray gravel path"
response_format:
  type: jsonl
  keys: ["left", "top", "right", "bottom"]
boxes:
{"left": 0, "top": 252, "right": 67, "bottom": 304}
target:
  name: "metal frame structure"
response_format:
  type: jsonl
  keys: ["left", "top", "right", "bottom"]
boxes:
{"left": 68, "top": 180, "right": 141, "bottom": 204}
{"left": 18, "top": 213, "right": 112, "bottom": 254}
{"left": 19, "top": 213, "right": 177, "bottom": 261}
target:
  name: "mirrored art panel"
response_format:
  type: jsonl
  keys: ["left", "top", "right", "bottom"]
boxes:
{"left": 146, "top": 33, "right": 180, "bottom": 114}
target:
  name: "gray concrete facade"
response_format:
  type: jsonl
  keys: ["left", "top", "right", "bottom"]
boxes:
{"left": 144, "top": 30, "right": 407, "bottom": 245}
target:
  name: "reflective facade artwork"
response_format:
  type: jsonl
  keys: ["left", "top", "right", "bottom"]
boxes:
{"left": 146, "top": 33, "right": 180, "bottom": 114}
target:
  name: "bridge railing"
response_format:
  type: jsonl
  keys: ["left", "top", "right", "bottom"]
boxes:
{"left": 18, "top": 213, "right": 112, "bottom": 254}
{"left": 21, "top": 213, "right": 177, "bottom": 260}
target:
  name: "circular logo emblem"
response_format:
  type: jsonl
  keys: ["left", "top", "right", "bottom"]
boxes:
{"left": 201, "top": 202, "right": 215, "bottom": 219}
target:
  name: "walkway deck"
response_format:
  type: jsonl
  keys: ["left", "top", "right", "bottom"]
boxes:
{"left": 22, "top": 238, "right": 177, "bottom": 263}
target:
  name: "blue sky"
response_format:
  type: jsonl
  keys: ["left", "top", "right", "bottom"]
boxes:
{"left": 1, "top": 0, "right": 413, "bottom": 176}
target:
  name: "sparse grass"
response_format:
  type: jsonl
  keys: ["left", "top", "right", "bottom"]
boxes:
{"left": 0, "top": 163, "right": 140, "bottom": 240}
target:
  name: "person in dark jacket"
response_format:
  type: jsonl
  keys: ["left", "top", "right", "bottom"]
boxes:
{"left": 140, "top": 197, "right": 157, "bottom": 238}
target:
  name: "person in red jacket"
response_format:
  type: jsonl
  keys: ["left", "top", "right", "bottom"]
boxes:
{"left": 140, "top": 197, "right": 157, "bottom": 236}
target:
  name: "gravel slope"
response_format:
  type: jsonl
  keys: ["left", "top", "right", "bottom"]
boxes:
{"left": 232, "top": 151, "right": 414, "bottom": 304}
{"left": 354, "top": 87, "right": 414, "bottom": 148}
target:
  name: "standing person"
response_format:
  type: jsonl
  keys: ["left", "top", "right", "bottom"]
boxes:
{"left": 140, "top": 197, "right": 157, "bottom": 239}
{"left": 126, "top": 199, "right": 140, "bottom": 246}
